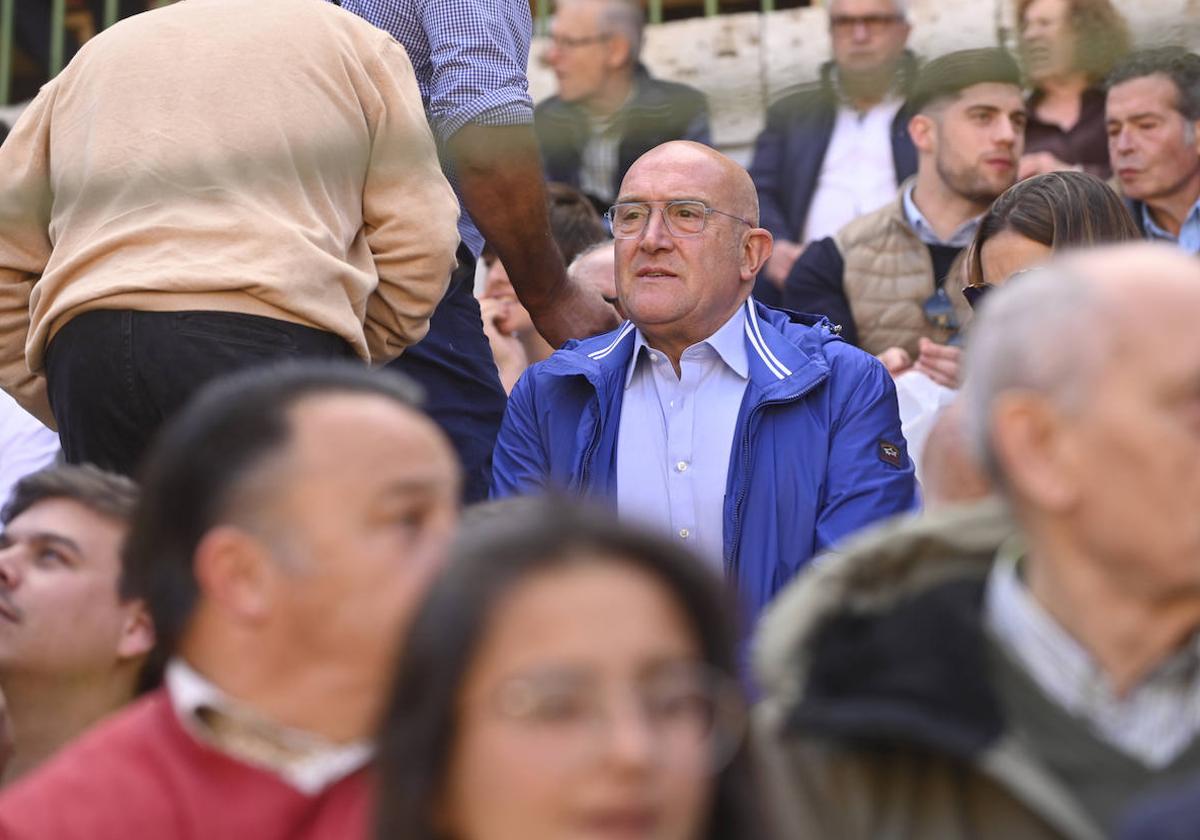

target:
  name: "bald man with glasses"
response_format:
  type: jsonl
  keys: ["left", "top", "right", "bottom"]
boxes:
{"left": 492, "top": 141, "right": 917, "bottom": 627}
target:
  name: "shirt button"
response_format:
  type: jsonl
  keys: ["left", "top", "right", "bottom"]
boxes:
{"left": 678, "top": 528, "right": 690, "bottom": 539}
{"left": 675, "top": 460, "right": 689, "bottom": 472}
{"left": 649, "top": 352, "right": 659, "bottom": 362}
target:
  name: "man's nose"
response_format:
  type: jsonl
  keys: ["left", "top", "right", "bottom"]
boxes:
{"left": 996, "top": 117, "right": 1019, "bottom": 146}
{"left": 638, "top": 207, "right": 674, "bottom": 251}
{"left": 0, "top": 547, "right": 23, "bottom": 590}
{"left": 851, "top": 20, "right": 871, "bottom": 43}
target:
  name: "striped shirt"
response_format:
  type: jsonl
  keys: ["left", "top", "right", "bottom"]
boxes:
{"left": 985, "top": 541, "right": 1200, "bottom": 768}
{"left": 331, "top": 0, "right": 536, "bottom": 256}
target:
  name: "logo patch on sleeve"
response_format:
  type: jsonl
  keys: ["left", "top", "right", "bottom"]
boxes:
{"left": 878, "top": 439, "right": 903, "bottom": 467}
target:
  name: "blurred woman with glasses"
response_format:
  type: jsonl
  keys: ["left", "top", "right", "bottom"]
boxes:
{"left": 375, "top": 498, "right": 766, "bottom": 840}
{"left": 1015, "top": 0, "right": 1130, "bottom": 180}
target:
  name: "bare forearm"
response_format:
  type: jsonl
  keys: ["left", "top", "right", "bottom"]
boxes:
{"left": 446, "top": 123, "right": 618, "bottom": 347}
{"left": 446, "top": 124, "right": 565, "bottom": 308}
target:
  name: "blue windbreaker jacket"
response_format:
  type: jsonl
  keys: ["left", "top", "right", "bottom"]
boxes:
{"left": 491, "top": 298, "right": 918, "bottom": 623}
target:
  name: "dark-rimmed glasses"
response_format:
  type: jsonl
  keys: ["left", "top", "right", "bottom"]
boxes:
{"left": 829, "top": 14, "right": 905, "bottom": 35}
{"left": 548, "top": 32, "right": 613, "bottom": 50}
{"left": 606, "top": 201, "right": 753, "bottom": 239}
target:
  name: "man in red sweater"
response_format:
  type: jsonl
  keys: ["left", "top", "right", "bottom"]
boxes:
{"left": 0, "top": 361, "right": 461, "bottom": 839}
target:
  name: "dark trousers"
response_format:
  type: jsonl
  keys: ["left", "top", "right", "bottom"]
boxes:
{"left": 44, "top": 309, "right": 354, "bottom": 476}
{"left": 385, "top": 249, "right": 507, "bottom": 504}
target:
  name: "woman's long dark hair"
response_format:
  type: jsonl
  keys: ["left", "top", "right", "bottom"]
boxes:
{"left": 374, "top": 497, "right": 765, "bottom": 840}
{"left": 964, "top": 170, "right": 1141, "bottom": 288}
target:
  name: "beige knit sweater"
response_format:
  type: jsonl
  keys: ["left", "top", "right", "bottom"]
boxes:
{"left": 0, "top": 0, "right": 460, "bottom": 425}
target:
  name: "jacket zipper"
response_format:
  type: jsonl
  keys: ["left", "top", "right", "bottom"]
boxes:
{"left": 726, "top": 378, "right": 826, "bottom": 580}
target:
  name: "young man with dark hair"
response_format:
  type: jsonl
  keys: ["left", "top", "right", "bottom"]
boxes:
{"left": 1106, "top": 47, "right": 1200, "bottom": 253}
{"left": 0, "top": 361, "right": 461, "bottom": 838}
{"left": 0, "top": 464, "right": 152, "bottom": 785}
{"left": 784, "top": 47, "right": 1027, "bottom": 389}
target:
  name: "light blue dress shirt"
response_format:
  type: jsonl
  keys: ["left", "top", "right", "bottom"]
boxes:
{"left": 616, "top": 307, "right": 750, "bottom": 569}
{"left": 1142, "top": 199, "right": 1200, "bottom": 255}
{"left": 902, "top": 183, "right": 982, "bottom": 248}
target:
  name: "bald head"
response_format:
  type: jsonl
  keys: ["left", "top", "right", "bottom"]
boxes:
{"left": 620, "top": 141, "right": 760, "bottom": 225}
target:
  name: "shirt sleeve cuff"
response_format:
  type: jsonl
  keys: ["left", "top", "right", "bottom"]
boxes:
{"left": 434, "top": 88, "right": 534, "bottom": 140}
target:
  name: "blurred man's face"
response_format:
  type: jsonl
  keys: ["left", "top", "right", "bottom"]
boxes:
{"left": 928, "top": 82, "right": 1026, "bottom": 204}
{"left": 1053, "top": 271, "right": 1200, "bottom": 598}
{"left": 0, "top": 499, "right": 139, "bottom": 678}
{"left": 1107, "top": 74, "right": 1200, "bottom": 206}
{"left": 259, "top": 394, "right": 460, "bottom": 696}
{"left": 545, "top": 0, "right": 620, "bottom": 106}
{"left": 828, "top": 0, "right": 910, "bottom": 81}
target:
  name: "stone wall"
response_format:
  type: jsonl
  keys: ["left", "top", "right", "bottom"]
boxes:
{"left": 527, "top": 0, "right": 1200, "bottom": 163}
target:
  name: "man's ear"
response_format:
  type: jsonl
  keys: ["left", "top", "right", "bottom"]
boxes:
{"left": 605, "top": 33, "right": 632, "bottom": 71}
{"left": 116, "top": 601, "right": 155, "bottom": 662}
{"left": 990, "top": 392, "right": 1078, "bottom": 512}
{"left": 741, "top": 228, "right": 774, "bottom": 281}
{"left": 908, "top": 112, "right": 937, "bottom": 155}
{"left": 192, "top": 526, "right": 276, "bottom": 625}
{"left": 1192, "top": 119, "right": 1200, "bottom": 157}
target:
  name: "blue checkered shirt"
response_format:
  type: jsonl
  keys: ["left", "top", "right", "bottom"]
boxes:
{"left": 332, "top": 0, "right": 536, "bottom": 257}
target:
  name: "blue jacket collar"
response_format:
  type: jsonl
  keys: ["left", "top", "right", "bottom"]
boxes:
{"left": 543, "top": 298, "right": 835, "bottom": 397}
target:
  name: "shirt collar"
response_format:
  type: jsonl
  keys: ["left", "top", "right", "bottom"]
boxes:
{"left": 625, "top": 305, "right": 750, "bottom": 389}
{"left": 985, "top": 541, "right": 1200, "bottom": 700}
{"left": 902, "top": 182, "right": 982, "bottom": 248}
{"left": 166, "top": 658, "right": 373, "bottom": 794}
{"left": 1141, "top": 198, "right": 1200, "bottom": 243}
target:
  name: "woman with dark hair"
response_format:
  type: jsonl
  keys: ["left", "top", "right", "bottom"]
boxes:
{"left": 1016, "top": 0, "right": 1131, "bottom": 179}
{"left": 963, "top": 169, "right": 1140, "bottom": 303}
{"left": 900, "top": 171, "right": 1138, "bottom": 493}
{"left": 375, "top": 498, "right": 765, "bottom": 840}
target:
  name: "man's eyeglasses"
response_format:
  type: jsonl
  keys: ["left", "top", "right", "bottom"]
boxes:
{"left": 829, "top": 14, "right": 905, "bottom": 34}
{"left": 606, "top": 200, "right": 754, "bottom": 239}
{"left": 548, "top": 32, "right": 612, "bottom": 50}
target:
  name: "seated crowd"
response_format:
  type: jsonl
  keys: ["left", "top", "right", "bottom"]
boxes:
{"left": 0, "top": 0, "right": 1199, "bottom": 837}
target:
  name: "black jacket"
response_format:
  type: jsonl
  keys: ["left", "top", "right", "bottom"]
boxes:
{"left": 533, "top": 64, "right": 710, "bottom": 208}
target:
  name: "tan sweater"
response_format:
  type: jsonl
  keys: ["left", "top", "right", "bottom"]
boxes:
{"left": 0, "top": 0, "right": 460, "bottom": 425}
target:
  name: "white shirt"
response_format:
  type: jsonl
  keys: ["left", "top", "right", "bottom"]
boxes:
{"left": 803, "top": 98, "right": 904, "bottom": 243}
{"left": 0, "top": 389, "right": 59, "bottom": 508}
{"left": 166, "top": 659, "right": 373, "bottom": 794}
{"left": 985, "top": 545, "right": 1200, "bottom": 768}
{"left": 616, "top": 307, "right": 750, "bottom": 568}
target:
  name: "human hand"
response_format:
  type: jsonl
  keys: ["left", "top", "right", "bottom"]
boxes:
{"left": 912, "top": 337, "right": 963, "bottom": 389}
{"left": 526, "top": 278, "right": 620, "bottom": 347}
{"left": 764, "top": 239, "right": 805, "bottom": 289}
{"left": 876, "top": 346, "right": 913, "bottom": 377}
{"left": 1018, "top": 151, "right": 1079, "bottom": 180}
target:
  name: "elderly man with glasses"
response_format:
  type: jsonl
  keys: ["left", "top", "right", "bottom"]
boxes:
{"left": 491, "top": 140, "right": 916, "bottom": 628}
{"left": 535, "top": 0, "right": 710, "bottom": 212}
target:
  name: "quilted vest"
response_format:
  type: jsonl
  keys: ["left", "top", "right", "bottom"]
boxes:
{"left": 834, "top": 185, "right": 970, "bottom": 357}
